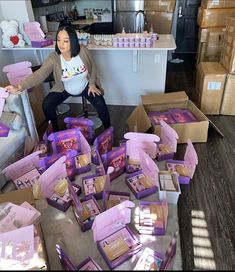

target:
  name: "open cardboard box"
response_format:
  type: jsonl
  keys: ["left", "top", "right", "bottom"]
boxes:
{"left": 127, "top": 91, "right": 210, "bottom": 143}
{"left": 0, "top": 188, "right": 48, "bottom": 270}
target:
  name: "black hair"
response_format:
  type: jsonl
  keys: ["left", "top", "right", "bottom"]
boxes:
{"left": 55, "top": 25, "right": 80, "bottom": 57}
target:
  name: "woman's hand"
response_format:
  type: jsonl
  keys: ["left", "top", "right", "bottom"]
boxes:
{"left": 88, "top": 84, "right": 101, "bottom": 97}
{"left": 5, "top": 84, "right": 21, "bottom": 94}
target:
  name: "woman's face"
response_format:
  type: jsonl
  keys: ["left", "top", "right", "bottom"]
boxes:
{"left": 57, "top": 30, "right": 71, "bottom": 55}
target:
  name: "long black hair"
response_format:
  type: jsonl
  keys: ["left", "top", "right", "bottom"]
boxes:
{"left": 55, "top": 25, "right": 80, "bottom": 57}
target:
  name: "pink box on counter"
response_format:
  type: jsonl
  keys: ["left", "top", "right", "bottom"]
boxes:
{"left": 1, "top": 151, "right": 41, "bottom": 189}
{"left": 166, "top": 139, "right": 198, "bottom": 184}
{"left": 137, "top": 199, "right": 168, "bottom": 235}
{"left": 68, "top": 181, "right": 102, "bottom": 232}
{"left": 126, "top": 149, "right": 159, "bottom": 199}
{"left": 38, "top": 156, "right": 81, "bottom": 212}
{"left": 134, "top": 230, "right": 178, "bottom": 270}
{"left": 92, "top": 200, "right": 142, "bottom": 269}
{"left": 56, "top": 244, "right": 103, "bottom": 270}
{"left": 156, "top": 120, "right": 178, "bottom": 161}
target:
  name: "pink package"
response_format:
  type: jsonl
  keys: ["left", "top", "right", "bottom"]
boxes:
{"left": 126, "top": 148, "right": 159, "bottom": 199}
{"left": 134, "top": 230, "right": 178, "bottom": 270}
{"left": 37, "top": 156, "right": 81, "bottom": 212}
{"left": 92, "top": 200, "right": 142, "bottom": 269}
{"left": 101, "top": 145, "right": 126, "bottom": 181}
{"left": 93, "top": 127, "right": 114, "bottom": 157}
{"left": 64, "top": 117, "right": 94, "bottom": 144}
{"left": 147, "top": 111, "right": 176, "bottom": 125}
{"left": 0, "top": 225, "right": 35, "bottom": 268}
{"left": 156, "top": 120, "right": 179, "bottom": 161}
{"left": 0, "top": 122, "right": 10, "bottom": 137}
{"left": 48, "top": 128, "right": 83, "bottom": 154}
{"left": 170, "top": 108, "right": 197, "bottom": 123}
{"left": 38, "top": 149, "right": 78, "bottom": 181}
{"left": 166, "top": 139, "right": 198, "bottom": 184}
{"left": 56, "top": 244, "right": 103, "bottom": 270}
{"left": 2, "top": 151, "right": 41, "bottom": 182}
{"left": 68, "top": 181, "right": 102, "bottom": 232}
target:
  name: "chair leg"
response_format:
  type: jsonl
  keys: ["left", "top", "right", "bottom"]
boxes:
{"left": 82, "top": 96, "right": 88, "bottom": 118}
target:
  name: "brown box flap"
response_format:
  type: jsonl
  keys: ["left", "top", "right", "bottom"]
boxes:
{"left": 0, "top": 188, "right": 35, "bottom": 205}
{"left": 141, "top": 91, "right": 188, "bottom": 105}
{"left": 127, "top": 104, "right": 151, "bottom": 133}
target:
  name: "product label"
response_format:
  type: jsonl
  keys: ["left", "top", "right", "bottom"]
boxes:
{"left": 207, "top": 82, "right": 222, "bottom": 90}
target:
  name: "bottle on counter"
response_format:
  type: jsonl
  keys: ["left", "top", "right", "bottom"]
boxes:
{"left": 73, "top": 6, "right": 79, "bottom": 21}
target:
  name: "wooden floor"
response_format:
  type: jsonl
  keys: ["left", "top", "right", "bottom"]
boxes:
{"left": 51, "top": 54, "right": 235, "bottom": 270}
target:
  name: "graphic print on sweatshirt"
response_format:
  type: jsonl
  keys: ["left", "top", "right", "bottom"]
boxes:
{"left": 60, "top": 54, "right": 88, "bottom": 95}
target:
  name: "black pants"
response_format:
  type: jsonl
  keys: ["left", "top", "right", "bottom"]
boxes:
{"left": 42, "top": 84, "right": 111, "bottom": 131}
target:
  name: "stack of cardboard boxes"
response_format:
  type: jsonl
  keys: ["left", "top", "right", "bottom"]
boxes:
{"left": 196, "top": 0, "right": 235, "bottom": 115}
{"left": 197, "top": 0, "right": 235, "bottom": 64}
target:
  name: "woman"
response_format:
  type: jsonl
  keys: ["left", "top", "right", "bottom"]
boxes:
{"left": 6, "top": 26, "right": 111, "bottom": 132}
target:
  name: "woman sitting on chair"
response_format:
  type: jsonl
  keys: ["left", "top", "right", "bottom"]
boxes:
{"left": 6, "top": 25, "right": 111, "bottom": 132}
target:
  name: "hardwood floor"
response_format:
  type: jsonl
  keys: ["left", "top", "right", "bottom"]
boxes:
{"left": 43, "top": 53, "right": 235, "bottom": 270}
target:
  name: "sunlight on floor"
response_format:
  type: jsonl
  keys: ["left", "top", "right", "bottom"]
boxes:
{"left": 191, "top": 210, "right": 216, "bottom": 270}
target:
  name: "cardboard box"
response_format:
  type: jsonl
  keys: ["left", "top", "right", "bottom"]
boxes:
{"left": 198, "top": 27, "right": 226, "bottom": 44}
{"left": 220, "top": 41, "right": 235, "bottom": 73}
{"left": 197, "top": 7, "right": 235, "bottom": 28}
{"left": 144, "top": 0, "right": 176, "bottom": 12}
{"left": 127, "top": 91, "right": 209, "bottom": 143}
{"left": 201, "top": 0, "right": 235, "bottom": 9}
{"left": 195, "top": 62, "right": 226, "bottom": 114}
{"left": 220, "top": 74, "right": 235, "bottom": 115}
{"left": 28, "top": 85, "right": 46, "bottom": 129}
{"left": 0, "top": 188, "right": 48, "bottom": 270}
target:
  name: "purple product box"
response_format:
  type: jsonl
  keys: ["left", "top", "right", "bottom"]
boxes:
{"left": 47, "top": 183, "right": 81, "bottom": 212}
{"left": 92, "top": 201, "right": 142, "bottom": 269}
{"left": 138, "top": 200, "right": 168, "bottom": 235}
{"left": 156, "top": 120, "right": 178, "bottom": 161}
{"left": 0, "top": 122, "right": 10, "bottom": 137}
{"left": 101, "top": 145, "right": 126, "bottom": 181}
{"left": 102, "top": 190, "right": 131, "bottom": 210}
{"left": 125, "top": 149, "right": 159, "bottom": 199}
{"left": 31, "top": 38, "right": 53, "bottom": 48}
{"left": 56, "top": 244, "right": 103, "bottom": 270}
{"left": 68, "top": 182, "right": 102, "bottom": 232}
{"left": 148, "top": 111, "right": 176, "bottom": 125}
{"left": 38, "top": 149, "right": 78, "bottom": 181}
{"left": 13, "top": 168, "right": 40, "bottom": 190}
{"left": 170, "top": 108, "right": 197, "bottom": 123}
{"left": 166, "top": 139, "right": 198, "bottom": 185}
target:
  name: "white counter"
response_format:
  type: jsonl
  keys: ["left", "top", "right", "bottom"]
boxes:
{"left": 2, "top": 34, "right": 176, "bottom": 105}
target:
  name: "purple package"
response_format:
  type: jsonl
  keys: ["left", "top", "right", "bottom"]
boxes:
{"left": 91, "top": 146, "right": 100, "bottom": 165}
{"left": 92, "top": 200, "right": 142, "bottom": 269}
{"left": 126, "top": 149, "right": 159, "bottom": 199}
{"left": 124, "top": 132, "right": 160, "bottom": 173}
{"left": 166, "top": 139, "right": 198, "bottom": 184}
{"left": 31, "top": 38, "right": 53, "bottom": 47}
{"left": 0, "top": 122, "right": 10, "bottom": 137}
{"left": 56, "top": 244, "right": 103, "bottom": 271}
{"left": 170, "top": 108, "right": 197, "bottom": 123}
{"left": 68, "top": 181, "right": 102, "bottom": 232}
{"left": 148, "top": 111, "right": 176, "bottom": 125}
{"left": 48, "top": 128, "right": 82, "bottom": 154}
{"left": 156, "top": 120, "right": 179, "bottom": 161}
{"left": 38, "top": 150, "right": 78, "bottom": 181}
{"left": 64, "top": 117, "right": 94, "bottom": 144}
{"left": 138, "top": 199, "right": 168, "bottom": 235}
{"left": 93, "top": 127, "right": 114, "bottom": 158}
{"left": 101, "top": 145, "right": 126, "bottom": 181}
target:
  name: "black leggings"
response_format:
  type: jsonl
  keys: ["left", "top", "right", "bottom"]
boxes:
{"left": 42, "top": 84, "right": 111, "bottom": 131}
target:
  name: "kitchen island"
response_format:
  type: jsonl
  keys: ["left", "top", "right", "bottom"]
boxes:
{"left": 2, "top": 34, "right": 176, "bottom": 105}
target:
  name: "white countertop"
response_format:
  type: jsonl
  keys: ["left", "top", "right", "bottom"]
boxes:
{"left": 1, "top": 35, "right": 176, "bottom": 51}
